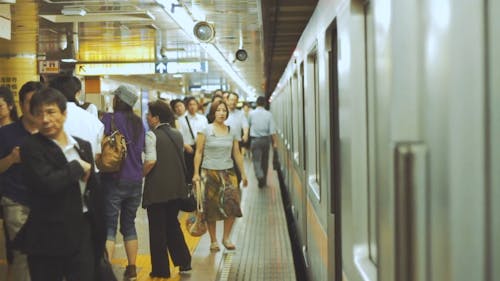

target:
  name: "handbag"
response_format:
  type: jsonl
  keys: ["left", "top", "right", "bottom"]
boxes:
{"left": 158, "top": 126, "right": 196, "bottom": 212}
{"left": 97, "top": 250, "right": 118, "bottom": 281}
{"left": 179, "top": 184, "right": 196, "bottom": 212}
{"left": 185, "top": 180, "right": 207, "bottom": 237}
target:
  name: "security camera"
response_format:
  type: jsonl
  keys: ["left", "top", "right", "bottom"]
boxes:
{"left": 235, "top": 49, "right": 248, "bottom": 61}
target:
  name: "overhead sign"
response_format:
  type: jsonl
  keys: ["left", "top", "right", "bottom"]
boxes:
{"left": 38, "top": 60, "right": 60, "bottom": 74}
{"left": 156, "top": 62, "right": 166, "bottom": 74}
{"left": 75, "top": 63, "right": 155, "bottom": 75}
{"left": 154, "top": 61, "right": 208, "bottom": 74}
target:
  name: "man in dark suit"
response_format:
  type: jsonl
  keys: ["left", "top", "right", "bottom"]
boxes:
{"left": 16, "top": 87, "right": 106, "bottom": 281}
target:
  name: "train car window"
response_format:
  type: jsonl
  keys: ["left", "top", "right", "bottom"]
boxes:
{"left": 307, "top": 48, "right": 321, "bottom": 199}
{"left": 364, "top": 1, "right": 378, "bottom": 265}
{"left": 300, "top": 62, "right": 307, "bottom": 171}
{"left": 289, "top": 77, "right": 295, "bottom": 154}
{"left": 292, "top": 74, "right": 300, "bottom": 166}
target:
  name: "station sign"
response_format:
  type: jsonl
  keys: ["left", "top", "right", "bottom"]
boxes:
{"left": 155, "top": 61, "right": 208, "bottom": 74}
{"left": 75, "top": 63, "right": 155, "bottom": 75}
{"left": 38, "top": 60, "right": 60, "bottom": 74}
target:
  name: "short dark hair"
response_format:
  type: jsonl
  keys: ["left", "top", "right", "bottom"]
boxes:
{"left": 49, "top": 75, "right": 79, "bottom": 102}
{"left": 19, "top": 81, "right": 44, "bottom": 104}
{"left": 170, "top": 99, "right": 183, "bottom": 109}
{"left": 0, "top": 86, "right": 18, "bottom": 121}
{"left": 184, "top": 96, "right": 198, "bottom": 106}
{"left": 213, "top": 89, "right": 223, "bottom": 97}
{"left": 228, "top": 92, "right": 239, "bottom": 100}
{"left": 148, "top": 100, "right": 175, "bottom": 127}
{"left": 30, "top": 87, "right": 67, "bottom": 115}
{"left": 207, "top": 100, "right": 229, "bottom": 123}
{"left": 256, "top": 96, "right": 267, "bottom": 107}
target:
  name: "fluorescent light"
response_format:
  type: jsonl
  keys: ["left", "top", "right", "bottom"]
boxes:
{"left": 61, "top": 58, "right": 77, "bottom": 63}
{"left": 61, "top": 7, "right": 87, "bottom": 16}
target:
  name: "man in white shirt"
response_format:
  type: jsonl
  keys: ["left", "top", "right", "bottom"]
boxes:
{"left": 178, "top": 97, "right": 208, "bottom": 184}
{"left": 49, "top": 75, "right": 104, "bottom": 158}
{"left": 224, "top": 92, "right": 249, "bottom": 185}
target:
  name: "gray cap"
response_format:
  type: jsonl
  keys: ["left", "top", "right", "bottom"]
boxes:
{"left": 112, "top": 85, "right": 138, "bottom": 107}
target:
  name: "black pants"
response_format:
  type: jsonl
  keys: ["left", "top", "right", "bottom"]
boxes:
{"left": 250, "top": 136, "right": 271, "bottom": 182}
{"left": 147, "top": 200, "right": 191, "bottom": 277}
{"left": 184, "top": 147, "right": 195, "bottom": 183}
{"left": 28, "top": 216, "right": 95, "bottom": 281}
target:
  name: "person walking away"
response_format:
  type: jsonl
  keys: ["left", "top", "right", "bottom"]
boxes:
{"left": 0, "top": 82, "right": 43, "bottom": 281}
{"left": 248, "top": 96, "right": 278, "bottom": 188}
{"left": 143, "top": 101, "right": 192, "bottom": 278}
{"left": 192, "top": 100, "right": 248, "bottom": 251}
{"left": 49, "top": 75, "right": 103, "bottom": 159}
{"left": 99, "top": 85, "right": 145, "bottom": 281}
{"left": 16, "top": 87, "right": 105, "bottom": 281}
{"left": 73, "top": 76, "right": 99, "bottom": 117}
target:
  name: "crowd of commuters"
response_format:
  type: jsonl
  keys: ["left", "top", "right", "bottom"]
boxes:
{"left": 0, "top": 76, "right": 277, "bottom": 281}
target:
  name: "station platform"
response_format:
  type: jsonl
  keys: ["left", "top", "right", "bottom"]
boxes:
{"left": 0, "top": 156, "right": 297, "bottom": 281}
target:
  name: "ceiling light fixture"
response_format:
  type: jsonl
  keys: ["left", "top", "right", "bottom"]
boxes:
{"left": 155, "top": 0, "right": 255, "bottom": 96}
{"left": 61, "top": 6, "right": 88, "bottom": 16}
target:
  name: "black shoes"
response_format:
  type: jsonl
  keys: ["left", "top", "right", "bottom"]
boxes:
{"left": 124, "top": 265, "right": 137, "bottom": 280}
{"left": 180, "top": 265, "right": 192, "bottom": 273}
{"left": 149, "top": 272, "right": 170, "bottom": 278}
{"left": 257, "top": 177, "right": 266, "bottom": 188}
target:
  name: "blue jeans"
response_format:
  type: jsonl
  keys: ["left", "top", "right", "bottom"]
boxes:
{"left": 103, "top": 179, "right": 142, "bottom": 241}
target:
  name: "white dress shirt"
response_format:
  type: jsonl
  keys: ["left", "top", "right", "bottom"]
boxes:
{"left": 225, "top": 109, "right": 249, "bottom": 141}
{"left": 64, "top": 102, "right": 104, "bottom": 157}
{"left": 178, "top": 112, "right": 208, "bottom": 146}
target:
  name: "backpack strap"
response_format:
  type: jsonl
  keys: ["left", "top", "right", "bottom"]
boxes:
{"left": 185, "top": 115, "right": 195, "bottom": 141}
{"left": 111, "top": 113, "right": 117, "bottom": 132}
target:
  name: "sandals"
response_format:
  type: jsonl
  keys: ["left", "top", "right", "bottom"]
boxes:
{"left": 222, "top": 240, "right": 236, "bottom": 250}
{"left": 210, "top": 242, "right": 220, "bottom": 252}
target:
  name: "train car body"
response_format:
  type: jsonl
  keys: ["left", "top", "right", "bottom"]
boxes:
{"left": 270, "top": 0, "right": 500, "bottom": 280}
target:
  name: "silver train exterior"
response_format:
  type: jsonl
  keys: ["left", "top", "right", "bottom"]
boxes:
{"left": 269, "top": 0, "right": 499, "bottom": 281}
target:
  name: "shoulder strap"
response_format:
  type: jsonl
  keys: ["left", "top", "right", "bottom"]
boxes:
{"left": 185, "top": 115, "right": 195, "bottom": 140}
{"left": 111, "top": 113, "right": 117, "bottom": 132}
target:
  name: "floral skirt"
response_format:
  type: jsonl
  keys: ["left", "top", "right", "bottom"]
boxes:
{"left": 201, "top": 168, "right": 242, "bottom": 222}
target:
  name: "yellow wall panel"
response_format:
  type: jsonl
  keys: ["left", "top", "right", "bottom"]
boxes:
{"left": 0, "top": 57, "right": 39, "bottom": 111}
{"left": 0, "top": 1, "right": 37, "bottom": 54}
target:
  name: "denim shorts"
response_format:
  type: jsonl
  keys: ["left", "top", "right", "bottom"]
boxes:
{"left": 103, "top": 179, "right": 143, "bottom": 241}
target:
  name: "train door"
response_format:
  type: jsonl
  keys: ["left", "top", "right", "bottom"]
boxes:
{"left": 337, "top": 0, "right": 377, "bottom": 280}
{"left": 325, "top": 19, "right": 342, "bottom": 281}
{"left": 488, "top": 1, "right": 500, "bottom": 279}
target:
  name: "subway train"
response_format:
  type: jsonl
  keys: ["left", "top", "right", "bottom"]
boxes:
{"left": 0, "top": 0, "right": 498, "bottom": 280}
{"left": 269, "top": 1, "right": 499, "bottom": 281}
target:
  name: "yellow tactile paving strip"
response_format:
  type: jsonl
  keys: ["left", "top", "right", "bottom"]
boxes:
{"left": 111, "top": 212, "right": 202, "bottom": 281}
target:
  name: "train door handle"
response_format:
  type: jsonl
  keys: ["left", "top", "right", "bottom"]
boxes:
{"left": 394, "top": 142, "right": 428, "bottom": 281}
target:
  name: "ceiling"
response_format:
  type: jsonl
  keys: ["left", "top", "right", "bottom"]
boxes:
{"left": 10, "top": 0, "right": 318, "bottom": 99}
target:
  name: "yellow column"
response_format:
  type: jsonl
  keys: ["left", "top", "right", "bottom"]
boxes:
{"left": 0, "top": 0, "right": 38, "bottom": 107}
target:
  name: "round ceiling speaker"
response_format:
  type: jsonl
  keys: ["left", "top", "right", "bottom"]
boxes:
{"left": 235, "top": 49, "right": 248, "bottom": 61}
{"left": 193, "top": 21, "right": 215, "bottom": 42}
